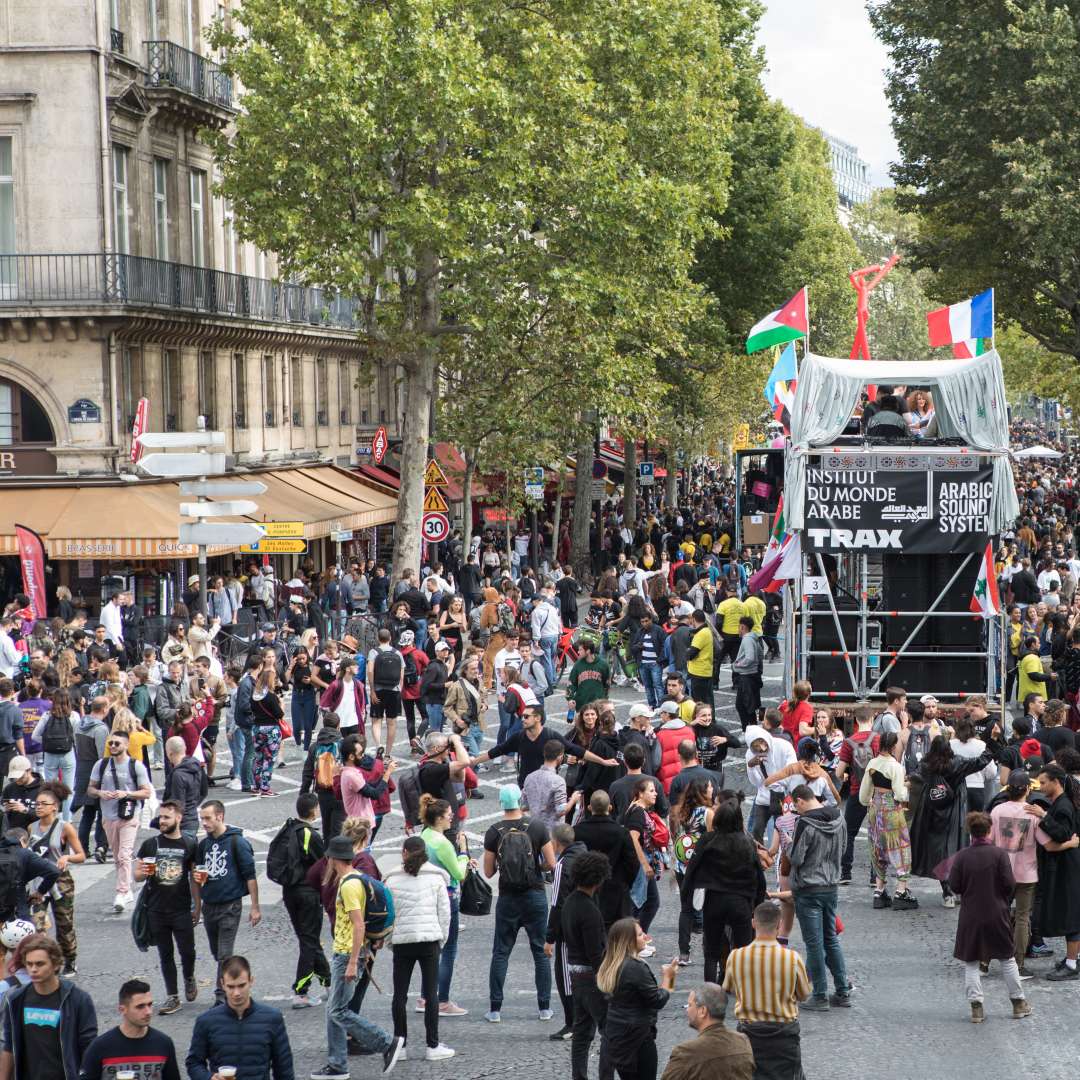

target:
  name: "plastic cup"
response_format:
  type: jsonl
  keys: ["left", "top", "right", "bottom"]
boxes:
{"left": 194, "top": 865, "right": 209, "bottom": 885}
{"left": 118, "top": 1072, "right": 136, "bottom": 1080}
{"left": 219, "top": 1068, "right": 237, "bottom": 1079}
{"left": 142, "top": 856, "right": 156, "bottom": 875}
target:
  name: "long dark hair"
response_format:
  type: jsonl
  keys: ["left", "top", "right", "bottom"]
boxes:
{"left": 677, "top": 779, "right": 713, "bottom": 825}
{"left": 921, "top": 735, "right": 954, "bottom": 775}
{"left": 699, "top": 799, "right": 755, "bottom": 861}
{"left": 402, "top": 836, "right": 428, "bottom": 876}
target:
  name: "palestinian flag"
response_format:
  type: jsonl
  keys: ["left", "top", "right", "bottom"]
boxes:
{"left": 747, "top": 287, "right": 809, "bottom": 354}
{"left": 969, "top": 543, "right": 1001, "bottom": 619}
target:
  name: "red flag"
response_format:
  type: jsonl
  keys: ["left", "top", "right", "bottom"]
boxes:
{"left": 14, "top": 525, "right": 47, "bottom": 620}
{"left": 773, "top": 287, "right": 809, "bottom": 335}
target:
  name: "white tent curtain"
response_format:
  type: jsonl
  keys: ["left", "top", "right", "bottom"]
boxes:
{"left": 785, "top": 349, "right": 1019, "bottom": 531}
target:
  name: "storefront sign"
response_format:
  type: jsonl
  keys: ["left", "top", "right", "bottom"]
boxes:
{"left": 0, "top": 448, "right": 58, "bottom": 477}
{"left": 803, "top": 464, "right": 994, "bottom": 553}
{"left": 482, "top": 507, "right": 510, "bottom": 524}
{"left": 68, "top": 398, "right": 102, "bottom": 424}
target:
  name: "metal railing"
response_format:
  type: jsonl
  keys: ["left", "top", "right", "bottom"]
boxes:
{"left": 0, "top": 253, "right": 360, "bottom": 330}
{"left": 110, "top": 28, "right": 125, "bottom": 54}
{"left": 145, "top": 40, "right": 233, "bottom": 110}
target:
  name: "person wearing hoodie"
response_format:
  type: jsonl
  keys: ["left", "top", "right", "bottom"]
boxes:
{"left": 72, "top": 696, "right": 109, "bottom": 863}
{"left": 0, "top": 681, "right": 23, "bottom": 787}
{"left": 194, "top": 801, "right": 260, "bottom": 1005}
{"left": 162, "top": 737, "right": 205, "bottom": 839}
{"left": 763, "top": 738, "right": 841, "bottom": 806}
{"left": 787, "top": 784, "right": 851, "bottom": 1010}
{"left": 745, "top": 724, "right": 796, "bottom": 841}
{"left": 301, "top": 712, "right": 345, "bottom": 842}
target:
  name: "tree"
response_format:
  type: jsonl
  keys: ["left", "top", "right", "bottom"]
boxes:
{"left": 998, "top": 323, "right": 1080, "bottom": 416}
{"left": 211, "top": 0, "right": 743, "bottom": 575}
{"left": 870, "top": 0, "right": 1080, "bottom": 362}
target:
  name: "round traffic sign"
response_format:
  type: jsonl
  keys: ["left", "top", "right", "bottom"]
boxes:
{"left": 592, "top": 460, "right": 608, "bottom": 480}
{"left": 422, "top": 512, "right": 450, "bottom": 543}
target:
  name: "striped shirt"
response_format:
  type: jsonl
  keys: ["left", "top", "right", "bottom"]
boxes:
{"left": 722, "top": 940, "right": 811, "bottom": 1023}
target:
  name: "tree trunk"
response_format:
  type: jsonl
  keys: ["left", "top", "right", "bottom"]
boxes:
{"left": 461, "top": 451, "right": 475, "bottom": 558}
{"left": 623, "top": 436, "right": 637, "bottom": 527}
{"left": 664, "top": 448, "right": 677, "bottom": 507}
{"left": 503, "top": 474, "right": 512, "bottom": 572}
{"left": 551, "top": 465, "right": 564, "bottom": 566}
{"left": 571, "top": 429, "right": 595, "bottom": 581}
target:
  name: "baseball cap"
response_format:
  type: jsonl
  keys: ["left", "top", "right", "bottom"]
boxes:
{"left": 434, "top": 640, "right": 450, "bottom": 653}
{"left": 6, "top": 756, "right": 30, "bottom": 781}
{"left": 399, "top": 629, "right": 415, "bottom": 647}
{"left": 259, "top": 622, "right": 276, "bottom": 632}
{"left": 1007, "top": 769, "right": 1032, "bottom": 789}
{"left": 919, "top": 695, "right": 938, "bottom": 706}
{"left": 628, "top": 703, "right": 654, "bottom": 720}
{"left": 658, "top": 701, "right": 680, "bottom": 716}
{"left": 289, "top": 595, "right": 305, "bottom": 606}
{"left": 499, "top": 784, "right": 522, "bottom": 810}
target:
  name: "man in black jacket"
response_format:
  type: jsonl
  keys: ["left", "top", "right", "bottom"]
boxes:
{"left": 1010, "top": 558, "right": 1040, "bottom": 606}
{"left": 561, "top": 851, "right": 613, "bottom": 1080}
{"left": 569, "top": 792, "right": 638, "bottom": 928}
{"left": 458, "top": 556, "right": 484, "bottom": 614}
{"left": 545, "top": 825, "right": 585, "bottom": 1041}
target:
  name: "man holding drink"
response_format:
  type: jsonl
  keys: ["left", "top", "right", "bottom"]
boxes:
{"left": 78, "top": 977, "right": 181, "bottom": 1080}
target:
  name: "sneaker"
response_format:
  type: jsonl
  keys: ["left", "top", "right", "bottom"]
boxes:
{"left": 382, "top": 1036, "right": 405, "bottom": 1074}
{"left": 942, "top": 895, "right": 957, "bottom": 909}
{"left": 638, "top": 944, "right": 656, "bottom": 958}
{"left": 113, "top": 893, "right": 125, "bottom": 913}
{"left": 1018, "top": 971, "right": 1035, "bottom": 981}
{"left": 484, "top": 1010, "right": 501, "bottom": 1023}
{"left": 470, "top": 790, "right": 485, "bottom": 799}
{"left": 892, "top": 892, "right": 919, "bottom": 911}
{"left": 801, "top": 996, "right": 830, "bottom": 1012}
{"left": 227, "top": 778, "right": 242, "bottom": 791}
{"left": 292, "top": 993, "right": 319, "bottom": 1009}
{"left": 1028, "top": 942, "right": 1054, "bottom": 958}
{"left": 538, "top": 1008, "right": 554, "bottom": 1021}
{"left": 838, "top": 874, "right": 852, "bottom": 886}
{"left": 425, "top": 1045, "right": 455, "bottom": 1062}
{"left": 158, "top": 995, "right": 181, "bottom": 1015}
{"left": 311, "top": 1066, "right": 350, "bottom": 1080}
{"left": 971, "top": 1001, "right": 985, "bottom": 1024}
{"left": 872, "top": 891, "right": 891, "bottom": 909}
{"left": 978, "top": 961, "right": 990, "bottom": 975}
{"left": 261, "top": 789, "right": 281, "bottom": 798}
{"left": 414, "top": 998, "right": 426, "bottom": 1013}
{"left": 61, "top": 962, "right": 77, "bottom": 978}
{"left": 439, "top": 1002, "right": 467, "bottom": 1016}
{"left": 1046, "top": 963, "right": 1080, "bottom": 981}
{"left": 676, "top": 955, "right": 692, "bottom": 967}
{"left": 93, "top": 847, "right": 107, "bottom": 864}
{"left": 1012, "top": 998, "right": 1032, "bottom": 1019}
{"left": 185, "top": 977, "right": 198, "bottom": 1002}
{"left": 549, "top": 1025, "right": 573, "bottom": 1041}
{"left": 829, "top": 992, "right": 852, "bottom": 1008}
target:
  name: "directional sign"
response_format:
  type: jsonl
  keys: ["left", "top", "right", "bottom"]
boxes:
{"left": 240, "top": 538, "right": 308, "bottom": 554}
{"left": 137, "top": 452, "right": 227, "bottom": 477}
{"left": 372, "top": 425, "right": 389, "bottom": 465}
{"left": 137, "top": 431, "right": 226, "bottom": 449}
{"left": 355, "top": 442, "right": 373, "bottom": 458}
{"left": 180, "top": 480, "right": 268, "bottom": 498}
{"left": 332, "top": 531, "right": 354, "bottom": 543}
{"left": 179, "top": 522, "right": 265, "bottom": 546}
{"left": 261, "top": 521, "right": 305, "bottom": 538}
{"left": 524, "top": 467, "right": 545, "bottom": 500}
{"left": 423, "top": 459, "right": 449, "bottom": 487}
{"left": 179, "top": 500, "right": 259, "bottom": 518}
{"left": 423, "top": 486, "right": 450, "bottom": 513}
{"left": 638, "top": 461, "right": 655, "bottom": 486}
{"left": 422, "top": 512, "right": 450, "bottom": 543}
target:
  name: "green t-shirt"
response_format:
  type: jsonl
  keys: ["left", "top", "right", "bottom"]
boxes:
{"left": 569, "top": 657, "right": 610, "bottom": 707}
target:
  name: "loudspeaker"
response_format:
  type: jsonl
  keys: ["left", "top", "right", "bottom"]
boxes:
{"left": 882, "top": 555, "right": 932, "bottom": 648}
{"left": 932, "top": 553, "right": 983, "bottom": 649}
{"left": 806, "top": 597, "right": 858, "bottom": 694}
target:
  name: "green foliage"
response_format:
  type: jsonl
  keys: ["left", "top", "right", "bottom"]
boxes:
{"left": 999, "top": 323, "right": 1080, "bottom": 414}
{"left": 870, "top": 0, "right": 1080, "bottom": 360}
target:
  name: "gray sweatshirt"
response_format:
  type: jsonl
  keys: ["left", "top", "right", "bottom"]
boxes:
{"left": 788, "top": 806, "right": 846, "bottom": 892}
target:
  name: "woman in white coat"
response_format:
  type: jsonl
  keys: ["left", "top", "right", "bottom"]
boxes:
{"left": 385, "top": 836, "right": 453, "bottom": 1061}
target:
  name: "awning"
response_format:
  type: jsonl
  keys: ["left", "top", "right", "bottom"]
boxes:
{"left": 0, "top": 464, "right": 398, "bottom": 560}
{"left": 357, "top": 464, "right": 401, "bottom": 491}
{"left": 432, "top": 442, "right": 491, "bottom": 500}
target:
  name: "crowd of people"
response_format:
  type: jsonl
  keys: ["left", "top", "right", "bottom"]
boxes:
{"left": 0, "top": 417, "right": 1077, "bottom": 1079}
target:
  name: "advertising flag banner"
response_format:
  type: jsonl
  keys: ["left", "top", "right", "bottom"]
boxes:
{"left": 14, "top": 525, "right": 48, "bottom": 619}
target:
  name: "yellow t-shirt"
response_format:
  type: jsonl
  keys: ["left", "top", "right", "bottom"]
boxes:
{"left": 688, "top": 626, "right": 713, "bottom": 678}
{"left": 717, "top": 533, "right": 732, "bottom": 554}
{"left": 334, "top": 874, "right": 367, "bottom": 955}
{"left": 699, "top": 532, "right": 713, "bottom": 551}
{"left": 677, "top": 698, "right": 696, "bottom": 724}
{"left": 1017, "top": 653, "right": 1046, "bottom": 704}
{"left": 717, "top": 596, "right": 746, "bottom": 635}
{"left": 743, "top": 595, "right": 766, "bottom": 635}
{"left": 105, "top": 728, "right": 157, "bottom": 764}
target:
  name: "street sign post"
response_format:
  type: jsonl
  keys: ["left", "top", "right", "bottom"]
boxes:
{"left": 178, "top": 500, "right": 259, "bottom": 518}
{"left": 423, "top": 486, "right": 450, "bottom": 514}
{"left": 179, "top": 480, "right": 268, "bottom": 498}
{"left": 422, "top": 512, "right": 450, "bottom": 543}
{"left": 137, "top": 452, "right": 227, "bottom": 476}
{"left": 260, "top": 521, "right": 305, "bottom": 538}
{"left": 423, "top": 459, "right": 449, "bottom": 487}
{"left": 372, "top": 425, "right": 389, "bottom": 465}
{"left": 524, "top": 467, "right": 545, "bottom": 500}
{"left": 240, "top": 538, "right": 308, "bottom": 555}
{"left": 180, "top": 522, "right": 265, "bottom": 546}
{"left": 638, "top": 461, "right": 655, "bottom": 487}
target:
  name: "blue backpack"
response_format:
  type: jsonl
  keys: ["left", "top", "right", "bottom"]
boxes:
{"left": 340, "top": 871, "right": 395, "bottom": 941}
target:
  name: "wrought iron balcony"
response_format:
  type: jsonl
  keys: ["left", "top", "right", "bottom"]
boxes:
{"left": 110, "top": 28, "right": 125, "bottom": 54}
{"left": 145, "top": 40, "right": 234, "bottom": 113}
{"left": 0, "top": 254, "right": 360, "bottom": 332}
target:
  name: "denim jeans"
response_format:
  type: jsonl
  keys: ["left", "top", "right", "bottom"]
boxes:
{"left": 234, "top": 725, "right": 255, "bottom": 790}
{"left": 793, "top": 888, "right": 850, "bottom": 999}
{"left": 638, "top": 662, "right": 664, "bottom": 709}
{"left": 538, "top": 637, "right": 559, "bottom": 686}
{"left": 438, "top": 890, "right": 459, "bottom": 1002}
{"left": 43, "top": 751, "right": 76, "bottom": 820}
{"left": 425, "top": 703, "right": 445, "bottom": 735}
{"left": 327, "top": 951, "right": 392, "bottom": 1069}
{"left": 463, "top": 726, "right": 484, "bottom": 756}
{"left": 489, "top": 889, "right": 552, "bottom": 1011}
{"left": 497, "top": 699, "right": 513, "bottom": 744}
{"left": 291, "top": 687, "right": 318, "bottom": 750}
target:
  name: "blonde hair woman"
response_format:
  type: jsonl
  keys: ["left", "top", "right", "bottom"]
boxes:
{"left": 55, "top": 650, "right": 80, "bottom": 690}
{"left": 107, "top": 707, "right": 156, "bottom": 769}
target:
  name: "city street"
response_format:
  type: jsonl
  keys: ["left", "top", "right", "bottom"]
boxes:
{"left": 67, "top": 665, "right": 1080, "bottom": 1080}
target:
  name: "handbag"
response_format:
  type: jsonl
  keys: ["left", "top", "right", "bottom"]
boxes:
{"left": 460, "top": 865, "right": 492, "bottom": 917}
{"left": 279, "top": 716, "right": 294, "bottom": 740}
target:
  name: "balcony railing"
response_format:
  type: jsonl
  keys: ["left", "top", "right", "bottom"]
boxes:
{"left": 145, "top": 40, "right": 233, "bottom": 111}
{"left": 0, "top": 254, "right": 360, "bottom": 331}
{"left": 110, "top": 28, "right": 125, "bottom": 54}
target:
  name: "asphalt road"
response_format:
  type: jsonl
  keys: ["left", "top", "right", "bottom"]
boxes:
{"left": 67, "top": 664, "right": 1080, "bottom": 1080}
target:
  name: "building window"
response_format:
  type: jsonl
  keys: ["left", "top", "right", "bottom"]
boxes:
{"left": 189, "top": 169, "right": 206, "bottom": 267}
{"left": 197, "top": 349, "right": 215, "bottom": 426}
{"left": 290, "top": 354, "right": 303, "bottom": 426}
{"left": 0, "top": 137, "right": 14, "bottom": 295}
{"left": 222, "top": 198, "right": 235, "bottom": 274}
{"left": 262, "top": 353, "right": 276, "bottom": 426}
{"left": 153, "top": 158, "right": 169, "bottom": 261}
{"left": 183, "top": 0, "right": 195, "bottom": 50}
{"left": 0, "top": 379, "right": 52, "bottom": 445}
{"left": 120, "top": 347, "right": 145, "bottom": 429}
{"left": 163, "top": 348, "right": 181, "bottom": 431}
{"left": 338, "top": 360, "right": 352, "bottom": 425}
{"left": 112, "top": 145, "right": 130, "bottom": 255}
{"left": 316, "top": 354, "right": 328, "bottom": 425}
{"left": 233, "top": 351, "right": 247, "bottom": 429}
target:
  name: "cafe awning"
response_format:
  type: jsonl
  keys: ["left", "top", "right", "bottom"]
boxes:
{"left": 0, "top": 464, "right": 398, "bottom": 560}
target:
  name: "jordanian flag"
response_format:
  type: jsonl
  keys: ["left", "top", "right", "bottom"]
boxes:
{"left": 747, "top": 287, "right": 809, "bottom": 354}
{"left": 969, "top": 543, "right": 1002, "bottom": 619}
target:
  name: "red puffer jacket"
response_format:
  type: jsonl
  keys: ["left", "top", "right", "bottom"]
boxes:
{"left": 655, "top": 720, "right": 694, "bottom": 794}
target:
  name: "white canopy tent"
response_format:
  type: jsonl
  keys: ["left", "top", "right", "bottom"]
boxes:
{"left": 785, "top": 349, "right": 1019, "bottom": 531}
{"left": 1012, "top": 444, "right": 1063, "bottom": 459}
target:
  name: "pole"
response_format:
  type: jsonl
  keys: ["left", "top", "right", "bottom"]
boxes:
{"left": 198, "top": 544, "right": 208, "bottom": 618}
{"left": 530, "top": 504, "right": 539, "bottom": 575}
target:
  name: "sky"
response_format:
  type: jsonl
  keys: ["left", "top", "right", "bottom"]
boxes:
{"left": 756, "top": 0, "right": 898, "bottom": 188}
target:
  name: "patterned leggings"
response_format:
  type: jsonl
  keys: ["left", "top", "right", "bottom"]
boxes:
{"left": 869, "top": 790, "right": 911, "bottom": 886}
{"left": 252, "top": 725, "right": 281, "bottom": 794}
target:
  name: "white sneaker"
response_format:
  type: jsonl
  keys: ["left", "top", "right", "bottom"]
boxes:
{"left": 113, "top": 893, "right": 124, "bottom": 913}
{"left": 227, "top": 778, "right": 242, "bottom": 791}
{"left": 639, "top": 944, "right": 656, "bottom": 958}
{"left": 122, "top": 892, "right": 134, "bottom": 907}
{"left": 538, "top": 1009, "right": 554, "bottom": 1021}
{"left": 425, "top": 1045, "right": 455, "bottom": 1062}
{"left": 484, "top": 1011, "right": 501, "bottom": 1023}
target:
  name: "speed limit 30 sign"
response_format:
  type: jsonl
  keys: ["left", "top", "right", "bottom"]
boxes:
{"left": 422, "top": 512, "right": 450, "bottom": 543}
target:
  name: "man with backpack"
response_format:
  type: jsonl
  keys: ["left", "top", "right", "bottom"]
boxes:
{"left": 0, "top": 681, "right": 23, "bottom": 785}
{"left": 301, "top": 712, "right": 346, "bottom": 843}
{"left": 162, "top": 736, "right": 207, "bottom": 839}
{"left": 267, "top": 792, "right": 329, "bottom": 1010}
{"left": 367, "top": 629, "right": 404, "bottom": 753}
{"left": 834, "top": 706, "right": 880, "bottom": 886}
{"left": 900, "top": 700, "right": 940, "bottom": 805}
{"left": 312, "top": 834, "right": 404, "bottom": 1079}
{"left": 482, "top": 784, "right": 557, "bottom": 1024}
{"left": 134, "top": 800, "right": 199, "bottom": 1015}
{"left": 872, "top": 686, "right": 908, "bottom": 736}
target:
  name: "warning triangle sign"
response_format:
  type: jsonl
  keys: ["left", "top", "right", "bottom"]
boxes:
{"left": 423, "top": 486, "right": 449, "bottom": 513}
{"left": 423, "top": 459, "right": 449, "bottom": 486}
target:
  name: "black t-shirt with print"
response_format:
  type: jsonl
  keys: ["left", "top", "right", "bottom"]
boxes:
{"left": 20, "top": 986, "right": 64, "bottom": 1080}
{"left": 137, "top": 835, "right": 195, "bottom": 915}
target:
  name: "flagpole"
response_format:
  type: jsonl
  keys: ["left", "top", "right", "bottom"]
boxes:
{"left": 804, "top": 285, "right": 811, "bottom": 356}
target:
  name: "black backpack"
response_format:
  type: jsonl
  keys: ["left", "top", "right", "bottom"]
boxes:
{"left": 496, "top": 822, "right": 537, "bottom": 891}
{"left": 266, "top": 819, "right": 316, "bottom": 887}
{"left": 372, "top": 649, "right": 403, "bottom": 691}
{"left": 0, "top": 846, "right": 24, "bottom": 920}
{"left": 904, "top": 727, "right": 933, "bottom": 776}
{"left": 402, "top": 651, "right": 419, "bottom": 688}
{"left": 42, "top": 711, "right": 73, "bottom": 756}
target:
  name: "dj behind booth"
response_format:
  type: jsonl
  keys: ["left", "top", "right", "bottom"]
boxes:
{"left": 779, "top": 352, "right": 1019, "bottom": 705}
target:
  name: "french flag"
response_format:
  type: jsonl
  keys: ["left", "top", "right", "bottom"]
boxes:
{"left": 927, "top": 289, "right": 994, "bottom": 358}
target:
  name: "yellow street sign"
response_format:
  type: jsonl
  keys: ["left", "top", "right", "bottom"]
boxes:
{"left": 260, "top": 521, "right": 305, "bottom": 538}
{"left": 732, "top": 424, "right": 750, "bottom": 451}
{"left": 423, "top": 459, "right": 449, "bottom": 486}
{"left": 423, "top": 486, "right": 450, "bottom": 513}
{"left": 240, "top": 538, "right": 308, "bottom": 554}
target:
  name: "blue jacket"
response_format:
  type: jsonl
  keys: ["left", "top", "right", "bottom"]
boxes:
{"left": 195, "top": 826, "right": 256, "bottom": 905}
{"left": 185, "top": 999, "right": 294, "bottom": 1080}
{"left": 2, "top": 977, "right": 97, "bottom": 1080}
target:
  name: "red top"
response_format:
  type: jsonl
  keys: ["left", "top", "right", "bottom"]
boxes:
{"left": 837, "top": 731, "right": 881, "bottom": 795}
{"left": 779, "top": 700, "right": 813, "bottom": 742}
